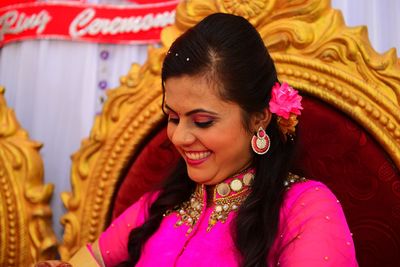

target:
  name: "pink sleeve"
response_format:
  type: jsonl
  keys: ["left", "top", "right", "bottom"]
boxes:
{"left": 275, "top": 181, "right": 358, "bottom": 267}
{"left": 99, "top": 192, "right": 157, "bottom": 267}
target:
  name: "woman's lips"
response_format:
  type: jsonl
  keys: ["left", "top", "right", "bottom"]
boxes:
{"left": 184, "top": 151, "right": 211, "bottom": 165}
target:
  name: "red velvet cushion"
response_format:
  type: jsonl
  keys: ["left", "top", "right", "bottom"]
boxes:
{"left": 292, "top": 97, "right": 400, "bottom": 266}
{"left": 112, "top": 127, "right": 180, "bottom": 219}
{"left": 112, "top": 96, "right": 400, "bottom": 266}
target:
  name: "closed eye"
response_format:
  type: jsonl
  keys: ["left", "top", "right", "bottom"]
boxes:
{"left": 194, "top": 120, "right": 214, "bottom": 128}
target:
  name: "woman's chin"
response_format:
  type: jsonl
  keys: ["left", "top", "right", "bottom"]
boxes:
{"left": 187, "top": 170, "right": 211, "bottom": 185}
{"left": 186, "top": 169, "right": 222, "bottom": 185}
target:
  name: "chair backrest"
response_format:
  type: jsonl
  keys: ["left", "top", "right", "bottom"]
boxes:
{"left": 292, "top": 96, "right": 400, "bottom": 266}
{"left": 110, "top": 94, "right": 400, "bottom": 266}
{"left": 59, "top": 1, "right": 400, "bottom": 265}
{"left": 0, "top": 87, "right": 57, "bottom": 266}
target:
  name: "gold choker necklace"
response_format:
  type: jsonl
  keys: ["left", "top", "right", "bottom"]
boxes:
{"left": 167, "top": 168, "right": 255, "bottom": 234}
{"left": 165, "top": 171, "right": 306, "bottom": 234}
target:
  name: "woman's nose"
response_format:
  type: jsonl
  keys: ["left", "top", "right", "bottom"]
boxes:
{"left": 170, "top": 123, "right": 195, "bottom": 146}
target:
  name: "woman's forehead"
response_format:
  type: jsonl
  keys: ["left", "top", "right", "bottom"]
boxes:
{"left": 164, "top": 75, "right": 236, "bottom": 114}
{"left": 165, "top": 75, "right": 218, "bottom": 100}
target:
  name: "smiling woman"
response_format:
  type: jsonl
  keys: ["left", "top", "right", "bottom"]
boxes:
{"left": 42, "top": 12, "right": 359, "bottom": 267}
{"left": 54, "top": 12, "right": 357, "bottom": 267}
{"left": 164, "top": 75, "right": 256, "bottom": 185}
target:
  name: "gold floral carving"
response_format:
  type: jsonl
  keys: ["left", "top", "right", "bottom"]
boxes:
{"left": 59, "top": 47, "right": 167, "bottom": 259}
{"left": 0, "top": 87, "right": 57, "bottom": 266}
{"left": 60, "top": 0, "right": 400, "bottom": 259}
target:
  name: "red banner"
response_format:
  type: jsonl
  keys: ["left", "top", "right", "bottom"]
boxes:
{"left": 0, "top": 0, "right": 37, "bottom": 8}
{"left": 0, "top": 1, "right": 179, "bottom": 47}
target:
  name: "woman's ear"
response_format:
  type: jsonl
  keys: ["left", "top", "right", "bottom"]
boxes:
{"left": 250, "top": 108, "right": 272, "bottom": 132}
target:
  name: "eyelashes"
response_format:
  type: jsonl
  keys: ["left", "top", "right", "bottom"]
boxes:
{"left": 167, "top": 116, "right": 214, "bottom": 129}
{"left": 194, "top": 120, "right": 214, "bottom": 128}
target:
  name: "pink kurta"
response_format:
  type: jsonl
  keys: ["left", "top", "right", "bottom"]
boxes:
{"left": 99, "top": 180, "right": 358, "bottom": 266}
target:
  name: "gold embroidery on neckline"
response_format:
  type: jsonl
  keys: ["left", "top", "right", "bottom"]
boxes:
{"left": 171, "top": 187, "right": 204, "bottom": 234}
{"left": 165, "top": 171, "right": 306, "bottom": 234}
{"left": 168, "top": 184, "right": 251, "bottom": 234}
{"left": 167, "top": 169, "right": 255, "bottom": 234}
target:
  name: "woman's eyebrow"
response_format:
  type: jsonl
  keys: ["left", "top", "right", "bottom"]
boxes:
{"left": 185, "top": 109, "right": 218, "bottom": 116}
{"left": 164, "top": 104, "right": 218, "bottom": 116}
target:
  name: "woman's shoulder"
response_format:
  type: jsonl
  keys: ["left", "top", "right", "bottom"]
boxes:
{"left": 111, "top": 190, "right": 160, "bottom": 225}
{"left": 284, "top": 174, "right": 335, "bottom": 197}
{"left": 282, "top": 175, "right": 340, "bottom": 214}
{"left": 275, "top": 175, "right": 357, "bottom": 266}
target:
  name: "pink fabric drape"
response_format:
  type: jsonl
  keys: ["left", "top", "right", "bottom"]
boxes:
{"left": 99, "top": 180, "right": 358, "bottom": 266}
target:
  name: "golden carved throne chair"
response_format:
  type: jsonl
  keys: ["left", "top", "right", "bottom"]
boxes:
{"left": 59, "top": 1, "right": 400, "bottom": 266}
{"left": 0, "top": 87, "right": 57, "bottom": 267}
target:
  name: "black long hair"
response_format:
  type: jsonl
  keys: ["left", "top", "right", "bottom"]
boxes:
{"left": 118, "top": 13, "right": 295, "bottom": 267}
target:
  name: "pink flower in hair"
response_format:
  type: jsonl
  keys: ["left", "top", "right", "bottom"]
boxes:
{"left": 269, "top": 82, "right": 303, "bottom": 119}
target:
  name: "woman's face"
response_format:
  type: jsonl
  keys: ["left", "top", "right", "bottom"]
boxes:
{"left": 164, "top": 74, "right": 254, "bottom": 185}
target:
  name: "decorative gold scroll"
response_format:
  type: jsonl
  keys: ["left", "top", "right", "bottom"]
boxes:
{"left": 0, "top": 87, "right": 57, "bottom": 266}
{"left": 59, "top": 0, "right": 400, "bottom": 259}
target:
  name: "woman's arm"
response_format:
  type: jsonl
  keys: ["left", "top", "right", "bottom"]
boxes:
{"left": 97, "top": 192, "right": 156, "bottom": 266}
{"left": 275, "top": 181, "right": 358, "bottom": 267}
{"left": 38, "top": 192, "right": 156, "bottom": 267}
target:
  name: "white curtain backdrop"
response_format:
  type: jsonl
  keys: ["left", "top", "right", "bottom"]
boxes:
{"left": 332, "top": 0, "right": 400, "bottom": 54}
{"left": 0, "top": 40, "right": 148, "bottom": 238}
{"left": 0, "top": 0, "right": 399, "bottom": 240}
